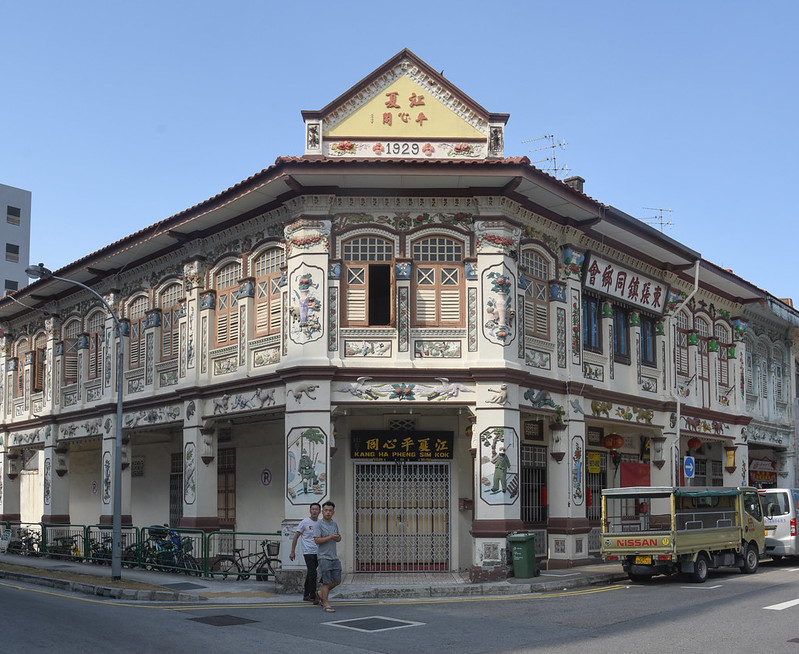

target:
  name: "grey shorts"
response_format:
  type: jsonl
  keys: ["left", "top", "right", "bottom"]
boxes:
{"left": 317, "top": 557, "right": 342, "bottom": 586}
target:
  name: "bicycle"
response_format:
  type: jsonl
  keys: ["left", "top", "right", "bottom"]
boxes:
{"left": 210, "top": 539, "right": 281, "bottom": 580}
{"left": 46, "top": 534, "right": 82, "bottom": 561}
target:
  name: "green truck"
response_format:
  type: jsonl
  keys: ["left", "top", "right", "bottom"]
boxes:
{"left": 600, "top": 486, "right": 765, "bottom": 583}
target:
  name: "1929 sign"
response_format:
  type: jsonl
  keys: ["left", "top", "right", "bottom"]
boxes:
{"left": 350, "top": 430, "right": 454, "bottom": 461}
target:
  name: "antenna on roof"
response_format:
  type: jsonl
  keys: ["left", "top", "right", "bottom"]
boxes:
{"left": 641, "top": 207, "right": 674, "bottom": 232}
{"left": 522, "top": 134, "right": 570, "bottom": 178}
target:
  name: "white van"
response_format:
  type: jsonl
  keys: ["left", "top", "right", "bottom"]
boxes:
{"left": 759, "top": 488, "right": 799, "bottom": 560}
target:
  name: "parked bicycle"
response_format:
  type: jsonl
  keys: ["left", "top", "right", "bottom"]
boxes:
{"left": 46, "top": 534, "right": 82, "bottom": 560}
{"left": 7, "top": 529, "right": 41, "bottom": 557}
{"left": 142, "top": 526, "right": 200, "bottom": 576}
{"left": 88, "top": 535, "right": 113, "bottom": 565}
{"left": 210, "top": 539, "right": 281, "bottom": 580}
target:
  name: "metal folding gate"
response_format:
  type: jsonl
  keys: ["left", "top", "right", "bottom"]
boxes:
{"left": 354, "top": 462, "right": 450, "bottom": 572}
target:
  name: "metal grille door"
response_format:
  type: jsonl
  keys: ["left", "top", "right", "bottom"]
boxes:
{"left": 354, "top": 462, "right": 450, "bottom": 572}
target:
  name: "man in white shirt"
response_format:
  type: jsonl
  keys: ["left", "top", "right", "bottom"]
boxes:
{"left": 289, "top": 502, "right": 321, "bottom": 603}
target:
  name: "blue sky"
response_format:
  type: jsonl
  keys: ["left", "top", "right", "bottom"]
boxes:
{"left": 2, "top": 1, "right": 796, "bottom": 301}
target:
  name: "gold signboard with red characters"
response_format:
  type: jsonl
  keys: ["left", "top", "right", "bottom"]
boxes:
{"left": 351, "top": 430, "right": 454, "bottom": 461}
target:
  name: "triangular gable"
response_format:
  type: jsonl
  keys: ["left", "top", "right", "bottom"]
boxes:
{"left": 301, "top": 49, "right": 509, "bottom": 160}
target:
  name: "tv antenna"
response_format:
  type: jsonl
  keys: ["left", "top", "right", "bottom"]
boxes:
{"left": 522, "top": 134, "right": 570, "bottom": 178}
{"left": 641, "top": 207, "right": 674, "bottom": 232}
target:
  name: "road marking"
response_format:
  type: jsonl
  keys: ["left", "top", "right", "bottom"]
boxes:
{"left": 764, "top": 598, "right": 799, "bottom": 611}
{"left": 679, "top": 585, "right": 722, "bottom": 589}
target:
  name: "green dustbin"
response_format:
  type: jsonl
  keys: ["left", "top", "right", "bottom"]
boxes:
{"left": 508, "top": 532, "right": 538, "bottom": 578}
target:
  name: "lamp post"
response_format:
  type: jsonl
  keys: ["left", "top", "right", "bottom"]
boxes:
{"left": 26, "top": 263, "right": 125, "bottom": 580}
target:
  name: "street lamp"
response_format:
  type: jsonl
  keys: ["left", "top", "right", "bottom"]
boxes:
{"left": 26, "top": 263, "right": 125, "bottom": 580}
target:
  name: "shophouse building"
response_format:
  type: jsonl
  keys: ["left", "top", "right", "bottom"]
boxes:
{"left": 0, "top": 50, "right": 796, "bottom": 576}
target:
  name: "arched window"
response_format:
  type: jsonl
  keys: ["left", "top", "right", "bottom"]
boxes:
{"left": 342, "top": 236, "right": 393, "bottom": 327}
{"left": 675, "top": 311, "right": 689, "bottom": 376}
{"left": 87, "top": 310, "right": 105, "bottom": 380}
{"left": 520, "top": 249, "right": 549, "bottom": 340}
{"left": 33, "top": 332, "right": 46, "bottom": 393}
{"left": 774, "top": 346, "right": 785, "bottom": 404}
{"left": 696, "top": 316, "right": 711, "bottom": 407}
{"left": 127, "top": 296, "right": 148, "bottom": 370}
{"left": 757, "top": 343, "right": 769, "bottom": 400}
{"left": 159, "top": 283, "right": 182, "bottom": 361}
{"left": 253, "top": 247, "right": 285, "bottom": 336}
{"left": 412, "top": 236, "right": 462, "bottom": 327}
{"left": 14, "top": 336, "right": 28, "bottom": 398}
{"left": 215, "top": 261, "right": 241, "bottom": 347}
{"left": 62, "top": 319, "right": 81, "bottom": 385}
{"left": 714, "top": 324, "right": 731, "bottom": 389}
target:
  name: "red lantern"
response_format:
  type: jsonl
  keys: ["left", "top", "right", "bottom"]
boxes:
{"left": 602, "top": 433, "right": 625, "bottom": 451}
{"left": 687, "top": 437, "right": 701, "bottom": 451}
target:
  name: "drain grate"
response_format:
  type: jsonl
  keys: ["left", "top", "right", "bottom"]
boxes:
{"left": 327, "top": 616, "right": 425, "bottom": 633}
{"left": 190, "top": 615, "right": 259, "bottom": 627}
{"left": 162, "top": 582, "right": 206, "bottom": 590}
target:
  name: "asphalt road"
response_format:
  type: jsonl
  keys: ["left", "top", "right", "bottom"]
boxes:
{"left": 4, "top": 560, "right": 799, "bottom": 653}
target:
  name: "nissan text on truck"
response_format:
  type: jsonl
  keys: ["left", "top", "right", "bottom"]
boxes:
{"left": 600, "top": 486, "right": 765, "bottom": 583}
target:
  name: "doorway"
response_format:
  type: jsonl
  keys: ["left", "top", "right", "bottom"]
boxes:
{"left": 354, "top": 462, "right": 450, "bottom": 572}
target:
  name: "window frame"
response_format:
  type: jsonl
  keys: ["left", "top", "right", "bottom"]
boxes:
{"left": 520, "top": 248, "right": 550, "bottom": 340}
{"left": 159, "top": 282, "right": 183, "bottom": 361}
{"left": 613, "top": 305, "right": 630, "bottom": 364}
{"left": 640, "top": 314, "right": 657, "bottom": 367}
{"left": 126, "top": 296, "right": 149, "bottom": 372}
{"left": 253, "top": 247, "right": 286, "bottom": 337}
{"left": 582, "top": 295, "right": 601, "bottom": 354}
{"left": 411, "top": 236, "right": 464, "bottom": 328}
{"left": 214, "top": 261, "right": 242, "bottom": 348}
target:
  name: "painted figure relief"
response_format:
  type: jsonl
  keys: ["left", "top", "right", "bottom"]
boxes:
{"left": 289, "top": 267, "right": 324, "bottom": 343}
{"left": 184, "top": 443, "right": 196, "bottom": 505}
{"left": 43, "top": 457, "right": 51, "bottom": 506}
{"left": 287, "top": 427, "right": 327, "bottom": 503}
{"left": 102, "top": 451, "right": 111, "bottom": 504}
{"left": 572, "top": 436, "right": 584, "bottom": 505}
{"left": 483, "top": 265, "right": 516, "bottom": 345}
{"left": 479, "top": 427, "right": 519, "bottom": 505}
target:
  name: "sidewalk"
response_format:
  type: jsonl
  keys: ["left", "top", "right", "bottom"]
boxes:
{"left": 0, "top": 552, "right": 628, "bottom": 604}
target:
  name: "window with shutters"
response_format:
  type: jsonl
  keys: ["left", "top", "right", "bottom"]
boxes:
{"left": 412, "top": 236, "right": 463, "bottom": 327}
{"left": 14, "top": 337, "right": 28, "bottom": 398}
{"left": 775, "top": 360, "right": 784, "bottom": 403}
{"left": 745, "top": 348, "right": 754, "bottom": 395}
{"left": 127, "top": 297, "right": 148, "bottom": 371}
{"left": 86, "top": 310, "right": 105, "bottom": 380}
{"left": 520, "top": 249, "right": 549, "bottom": 340}
{"left": 159, "top": 283, "right": 182, "bottom": 360}
{"left": 33, "top": 333, "right": 46, "bottom": 393}
{"left": 215, "top": 262, "right": 241, "bottom": 347}
{"left": 675, "top": 311, "right": 690, "bottom": 376}
{"left": 342, "top": 237, "right": 393, "bottom": 326}
{"left": 714, "top": 324, "right": 730, "bottom": 389}
{"left": 253, "top": 248, "right": 285, "bottom": 336}
{"left": 757, "top": 343, "right": 769, "bottom": 400}
{"left": 582, "top": 295, "right": 601, "bottom": 353}
{"left": 696, "top": 317, "right": 710, "bottom": 389}
{"left": 62, "top": 319, "right": 81, "bottom": 385}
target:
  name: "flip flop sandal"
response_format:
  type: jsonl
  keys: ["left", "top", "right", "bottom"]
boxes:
{"left": 323, "top": 606, "right": 336, "bottom": 612}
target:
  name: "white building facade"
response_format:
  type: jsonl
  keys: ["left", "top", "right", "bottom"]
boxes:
{"left": 0, "top": 51, "right": 796, "bottom": 577}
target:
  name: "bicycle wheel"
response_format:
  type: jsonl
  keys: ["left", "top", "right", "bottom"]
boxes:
{"left": 257, "top": 558, "right": 281, "bottom": 581}
{"left": 210, "top": 556, "right": 241, "bottom": 579}
{"left": 182, "top": 554, "right": 202, "bottom": 577}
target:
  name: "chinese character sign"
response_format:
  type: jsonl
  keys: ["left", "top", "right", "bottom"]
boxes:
{"left": 583, "top": 254, "right": 668, "bottom": 314}
{"left": 350, "top": 431, "right": 453, "bottom": 460}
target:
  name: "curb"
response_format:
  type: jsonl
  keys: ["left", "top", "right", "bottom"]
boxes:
{"left": 0, "top": 567, "right": 628, "bottom": 603}
{"left": 0, "top": 569, "right": 203, "bottom": 602}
